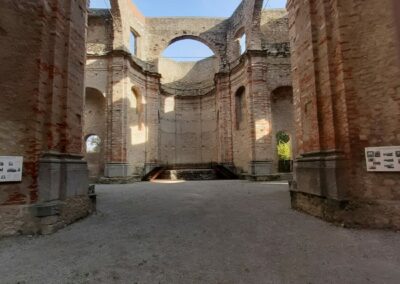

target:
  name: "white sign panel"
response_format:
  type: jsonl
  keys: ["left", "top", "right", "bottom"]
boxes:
{"left": 0, "top": 156, "right": 23, "bottom": 182}
{"left": 365, "top": 146, "right": 400, "bottom": 172}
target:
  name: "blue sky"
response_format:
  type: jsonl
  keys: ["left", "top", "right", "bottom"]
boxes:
{"left": 90, "top": 0, "right": 287, "bottom": 60}
{"left": 90, "top": 0, "right": 287, "bottom": 16}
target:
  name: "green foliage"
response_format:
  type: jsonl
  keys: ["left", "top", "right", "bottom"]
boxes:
{"left": 277, "top": 141, "right": 291, "bottom": 161}
{"left": 276, "top": 131, "right": 291, "bottom": 160}
{"left": 276, "top": 131, "right": 290, "bottom": 144}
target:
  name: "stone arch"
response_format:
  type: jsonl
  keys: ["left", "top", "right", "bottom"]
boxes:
{"left": 160, "top": 35, "right": 221, "bottom": 64}
{"left": 158, "top": 36, "right": 221, "bottom": 96}
{"left": 85, "top": 85, "right": 106, "bottom": 98}
{"left": 271, "top": 86, "right": 293, "bottom": 103}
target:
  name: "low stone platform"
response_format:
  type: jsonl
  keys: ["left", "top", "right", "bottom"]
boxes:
{"left": 97, "top": 175, "right": 142, "bottom": 184}
{"left": 243, "top": 172, "right": 293, "bottom": 182}
{"left": 157, "top": 169, "right": 218, "bottom": 181}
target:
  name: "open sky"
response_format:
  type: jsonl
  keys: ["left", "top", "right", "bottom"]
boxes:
{"left": 90, "top": 0, "right": 287, "bottom": 60}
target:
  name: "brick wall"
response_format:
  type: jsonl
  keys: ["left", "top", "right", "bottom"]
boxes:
{"left": 0, "top": 0, "right": 89, "bottom": 235}
{"left": 0, "top": 0, "right": 88, "bottom": 206}
{"left": 160, "top": 94, "right": 218, "bottom": 165}
{"left": 85, "top": 0, "right": 292, "bottom": 177}
{"left": 288, "top": 0, "right": 400, "bottom": 228}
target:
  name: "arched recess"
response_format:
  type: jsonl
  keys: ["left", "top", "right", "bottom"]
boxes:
{"left": 235, "top": 86, "right": 246, "bottom": 130}
{"left": 84, "top": 87, "right": 107, "bottom": 179}
{"left": 232, "top": 85, "right": 250, "bottom": 173}
{"left": 130, "top": 86, "right": 143, "bottom": 130}
{"left": 271, "top": 86, "right": 295, "bottom": 173}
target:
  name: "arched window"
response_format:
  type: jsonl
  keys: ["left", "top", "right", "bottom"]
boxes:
{"left": 130, "top": 29, "right": 139, "bottom": 56}
{"left": 239, "top": 34, "right": 246, "bottom": 55}
{"left": 235, "top": 28, "right": 246, "bottom": 56}
{"left": 235, "top": 86, "right": 246, "bottom": 130}
{"left": 86, "top": 135, "right": 101, "bottom": 153}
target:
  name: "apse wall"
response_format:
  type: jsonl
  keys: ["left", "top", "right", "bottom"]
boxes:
{"left": 158, "top": 57, "right": 218, "bottom": 96}
{"left": 160, "top": 93, "right": 218, "bottom": 165}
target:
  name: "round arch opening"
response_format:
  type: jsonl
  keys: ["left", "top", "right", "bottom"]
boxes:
{"left": 85, "top": 134, "right": 102, "bottom": 154}
{"left": 158, "top": 38, "right": 219, "bottom": 97}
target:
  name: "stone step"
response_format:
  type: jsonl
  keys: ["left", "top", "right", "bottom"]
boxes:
{"left": 156, "top": 169, "right": 217, "bottom": 181}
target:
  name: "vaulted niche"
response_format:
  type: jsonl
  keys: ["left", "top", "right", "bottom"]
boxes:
{"left": 158, "top": 38, "right": 219, "bottom": 97}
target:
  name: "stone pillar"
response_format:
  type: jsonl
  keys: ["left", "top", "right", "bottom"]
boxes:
{"left": 144, "top": 74, "right": 161, "bottom": 174}
{"left": 215, "top": 74, "right": 234, "bottom": 166}
{"left": 287, "top": 0, "right": 350, "bottom": 210}
{"left": 0, "top": 0, "right": 92, "bottom": 236}
{"left": 37, "top": 0, "right": 89, "bottom": 203}
{"left": 287, "top": 0, "right": 400, "bottom": 229}
{"left": 104, "top": 54, "right": 134, "bottom": 178}
{"left": 246, "top": 52, "right": 273, "bottom": 179}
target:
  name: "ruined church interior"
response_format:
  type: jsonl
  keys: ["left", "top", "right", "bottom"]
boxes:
{"left": 0, "top": 0, "right": 399, "bottom": 282}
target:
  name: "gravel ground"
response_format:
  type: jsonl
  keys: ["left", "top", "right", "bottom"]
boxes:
{"left": 0, "top": 180, "right": 399, "bottom": 284}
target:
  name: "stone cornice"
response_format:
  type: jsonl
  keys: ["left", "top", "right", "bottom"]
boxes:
{"left": 87, "top": 50, "right": 161, "bottom": 79}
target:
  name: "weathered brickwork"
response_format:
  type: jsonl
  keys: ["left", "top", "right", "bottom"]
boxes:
{"left": 85, "top": 1, "right": 292, "bottom": 179}
{"left": 0, "top": 0, "right": 91, "bottom": 236}
{"left": 160, "top": 93, "right": 218, "bottom": 165}
{"left": 288, "top": 0, "right": 400, "bottom": 229}
{"left": 2, "top": 0, "right": 399, "bottom": 236}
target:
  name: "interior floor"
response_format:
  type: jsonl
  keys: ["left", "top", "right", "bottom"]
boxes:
{"left": 0, "top": 181, "right": 399, "bottom": 283}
